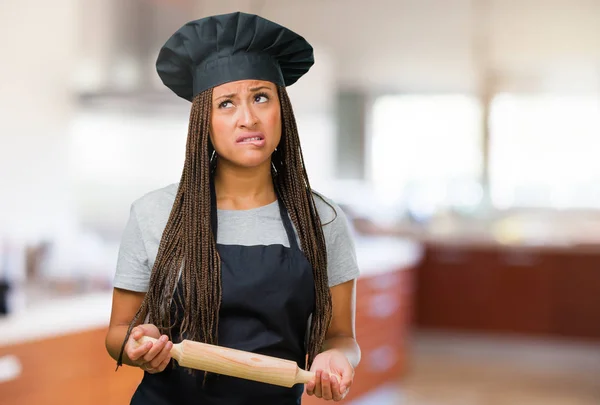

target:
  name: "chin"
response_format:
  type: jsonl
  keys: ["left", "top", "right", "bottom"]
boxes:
{"left": 228, "top": 153, "right": 272, "bottom": 169}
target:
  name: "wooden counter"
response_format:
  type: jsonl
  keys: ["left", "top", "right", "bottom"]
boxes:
{"left": 0, "top": 236, "right": 421, "bottom": 405}
{"left": 0, "top": 328, "right": 140, "bottom": 405}
{"left": 414, "top": 241, "right": 600, "bottom": 340}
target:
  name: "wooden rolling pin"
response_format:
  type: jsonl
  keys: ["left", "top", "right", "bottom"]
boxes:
{"left": 133, "top": 336, "right": 318, "bottom": 388}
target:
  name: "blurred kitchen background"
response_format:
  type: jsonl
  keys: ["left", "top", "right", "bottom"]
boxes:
{"left": 2, "top": 0, "right": 600, "bottom": 404}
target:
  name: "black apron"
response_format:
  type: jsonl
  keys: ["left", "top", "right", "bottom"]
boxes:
{"left": 130, "top": 180, "right": 316, "bottom": 405}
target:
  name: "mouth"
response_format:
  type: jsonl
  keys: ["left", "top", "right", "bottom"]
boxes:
{"left": 236, "top": 133, "right": 266, "bottom": 145}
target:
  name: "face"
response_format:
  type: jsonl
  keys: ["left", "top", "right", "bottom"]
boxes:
{"left": 209, "top": 79, "right": 281, "bottom": 169}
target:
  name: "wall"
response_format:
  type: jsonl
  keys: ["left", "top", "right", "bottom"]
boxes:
{"left": 0, "top": 0, "right": 80, "bottom": 245}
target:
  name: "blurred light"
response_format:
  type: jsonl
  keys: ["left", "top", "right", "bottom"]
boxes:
{"left": 368, "top": 293, "right": 400, "bottom": 318}
{"left": 110, "top": 56, "right": 141, "bottom": 91}
{"left": 72, "top": 58, "right": 105, "bottom": 93}
{"left": 0, "top": 355, "right": 22, "bottom": 383}
{"left": 448, "top": 180, "right": 483, "bottom": 212}
{"left": 367, "top": 345, "right": 397, "bottom": 373}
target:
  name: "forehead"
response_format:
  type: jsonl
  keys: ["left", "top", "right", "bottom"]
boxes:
{"left": 212, "top": 79, "right": 276, "bottom": 96}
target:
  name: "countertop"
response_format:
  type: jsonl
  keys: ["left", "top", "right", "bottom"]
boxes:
{"left": 0, "top": 236, "right": 422, "bottom": 347}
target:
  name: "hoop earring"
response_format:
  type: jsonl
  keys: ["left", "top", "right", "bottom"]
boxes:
{"left": 210, "top": 150, "right": 217, "bottom": 174}
{"left": 271, "top": 147, "right": 280, "bottom": 176}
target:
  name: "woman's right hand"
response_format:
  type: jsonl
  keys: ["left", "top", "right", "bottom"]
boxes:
{"left": 125, "top": 324, "right": 173, "bottom": 373}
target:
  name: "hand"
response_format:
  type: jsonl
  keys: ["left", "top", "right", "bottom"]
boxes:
{"left": 306, "top": 350, "right": 354, "bottom": 401}
{"left": 125, "top": 324, "right": 173, "bottom": 374}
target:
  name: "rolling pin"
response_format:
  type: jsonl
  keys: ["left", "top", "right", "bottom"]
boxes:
{"left": 133, "top": 336, "right": 318, "bottom": 388}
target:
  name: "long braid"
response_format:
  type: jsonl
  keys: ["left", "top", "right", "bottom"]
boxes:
{"left": 275, "top": 85, "right": 333, "bottom": 370}
{"left": 118, "top": 84, "right": 332, "bottom": 377}
{"left": 118, "top": 88, "right": 221, "bottom": 373}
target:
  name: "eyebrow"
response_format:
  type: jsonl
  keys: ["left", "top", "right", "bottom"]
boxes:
{"left": 215, "top": 86, "right": 273, "bottom": 101}
{"left": 249, "top": 86, "right": 271, "bottom": 92}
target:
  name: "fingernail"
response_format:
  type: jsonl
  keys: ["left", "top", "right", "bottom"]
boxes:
{"left": 160, "top": 335, "right": 167, "bottom": 342}
{"left": 323, "top": 373, "right": 329, "bottom": 380}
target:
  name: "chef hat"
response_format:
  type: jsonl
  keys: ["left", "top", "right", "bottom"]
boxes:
{"left": 156, "top": 11, "right": 314, "bottom": 102}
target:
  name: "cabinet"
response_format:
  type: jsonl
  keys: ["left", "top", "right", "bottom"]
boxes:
{"left": 415, "top": 242, "right": 600, "bottom": 340}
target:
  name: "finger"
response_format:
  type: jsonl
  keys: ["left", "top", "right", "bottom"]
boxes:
{"left": 156, "top": 351, "right": 172, "bottom": 372}
{"left": 340, "top": 371, "right": 353, "bottom": 393}
{"left": 143, "top": 335, "right": 168, "bottom": 363}
{"left": 313, "top": 370, "right": 323, "bottom": 398}
{"left": 305, "top": 379, "right": 315, "bottom": 396}
{"left": 330, "top": 374, "right": 343, "bottom": 401}
{"left": 306, "top": 373, "right": 317, "bottom": 395}
{"left": 127, "top": 334, "right": 152, "bottom": 361}
{"left": 321, "top": 372, "right": 333, "bottom": 400}
{"left": 150, "top": 340, "right": 173, "bottom": 369}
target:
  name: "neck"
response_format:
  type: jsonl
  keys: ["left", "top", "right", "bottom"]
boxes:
{"left": 213, "top": 159, "right": 276, "bottom": 210}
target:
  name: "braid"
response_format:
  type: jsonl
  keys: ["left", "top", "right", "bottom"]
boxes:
{"left": 274, "top": 85, "right": 333, "bottom": 370}
{"left": 117, "top": 84, "right": 332, "bottom": 377}
{"left": 118, "top": 88, "right": 221, "bottom": 375}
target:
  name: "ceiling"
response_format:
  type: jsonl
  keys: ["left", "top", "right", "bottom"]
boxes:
{"left": 75, "top": 0, "right": 600, "bottom": 105}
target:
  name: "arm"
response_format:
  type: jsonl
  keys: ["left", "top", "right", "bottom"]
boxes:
{"left": 106, "top": 203, "right": 172, "bottom": 372}
{"left": 306, "top": 196, "right": 361, "bottom": 401}
{"left": 321, "top": 279, "right": 361, "bottom": 368}
{"left": 105, "top": 287, "right": 145, "bottom": 366}
{"left": 306, "top": 278, "right": 361, "bottom": 402}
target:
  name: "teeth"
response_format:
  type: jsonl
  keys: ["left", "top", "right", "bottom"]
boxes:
{"left": 243, "top": 137, "right": 261, "bottom": 141}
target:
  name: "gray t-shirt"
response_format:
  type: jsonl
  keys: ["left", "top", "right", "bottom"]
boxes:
{"left": 113, "top": 183, "right": 360, "bottom": 292}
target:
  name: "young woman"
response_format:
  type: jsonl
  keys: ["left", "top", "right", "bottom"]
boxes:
{"left": 105, "top": 12, "right": 361, "bottom": 404}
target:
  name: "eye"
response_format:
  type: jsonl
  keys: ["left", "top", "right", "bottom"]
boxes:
{"left": 218, "top": 100, "right": 233, "bottom": 109}
{"left": 254, "top": 92, "right": 269, "bottom": 103}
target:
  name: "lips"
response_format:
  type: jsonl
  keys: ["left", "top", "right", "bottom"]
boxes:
{"left": 236, "top": 132, "right": 265, "bottom": 146}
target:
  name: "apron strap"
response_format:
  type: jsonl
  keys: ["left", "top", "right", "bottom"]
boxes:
{"left": 275, "top": 189, "right": 300, "bottom": 251}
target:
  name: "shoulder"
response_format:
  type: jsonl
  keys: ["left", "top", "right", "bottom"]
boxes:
{"left": 310, "top": 190, "right": 360, "bottom": 286}
{"left": 311, "top": 190, "right": 347, "bottom": 228}
{"left": 114, "top": 183, "right": 179, "bottom": 292}
{"left": 130, "top": 182, "right": 179, "bottom": 221}
{"left": 310, "top": 189, "right": 355, "bottom": 242}
{"left": 126, "top": 182, "right": 180, "bottom": 246}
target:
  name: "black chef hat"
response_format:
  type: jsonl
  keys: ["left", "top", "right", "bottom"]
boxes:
{"left": 156, "top": 11, "right": 314, "bottom": 102}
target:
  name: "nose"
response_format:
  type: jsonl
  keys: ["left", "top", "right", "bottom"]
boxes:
{"left": 238, "top": 103, "right": 258, "bottom": 128}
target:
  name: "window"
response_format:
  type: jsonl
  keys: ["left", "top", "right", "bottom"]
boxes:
{"left": 489, "top": 93, "right": 600, "bottom": 209}
{"left": 369, "top": 94, "right": 483, "bottom": 217}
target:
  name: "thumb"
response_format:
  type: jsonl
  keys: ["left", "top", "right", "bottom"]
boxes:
{"left": 131, "top": 324, "right": 155, "bottom": 341}
{"left": 130, "top": 326, "right": 144, "bottom": 340}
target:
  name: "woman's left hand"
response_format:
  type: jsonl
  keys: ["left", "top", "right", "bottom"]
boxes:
{"left": 305, "top": 349, "right": 354, "bottom": 401}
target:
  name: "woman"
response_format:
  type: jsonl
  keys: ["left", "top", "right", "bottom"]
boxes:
{"left": 105, "top": 11, "right": 361, "bottom": 404}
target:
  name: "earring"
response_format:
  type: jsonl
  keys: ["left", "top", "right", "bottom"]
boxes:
{"left": 209, "top": 150, "right": 217, "bottom": 173}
